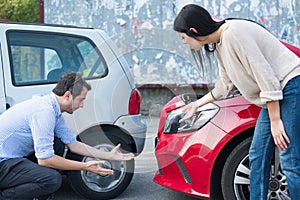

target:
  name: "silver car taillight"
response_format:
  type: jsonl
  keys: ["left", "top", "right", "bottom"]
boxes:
{"left": 128, "top": 88, "right": 142, "bottom": 115}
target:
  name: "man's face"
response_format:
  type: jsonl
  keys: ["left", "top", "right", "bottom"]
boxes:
{"left": 66, "top": 87, "right": 88, "bottom": 114}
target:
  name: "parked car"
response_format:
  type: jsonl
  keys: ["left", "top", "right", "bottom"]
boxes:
{"left": 0, "top": 22, "right": 146, "bottom": 200}
{"left": 153, "top": 42, "right": 300, "bottom": 199}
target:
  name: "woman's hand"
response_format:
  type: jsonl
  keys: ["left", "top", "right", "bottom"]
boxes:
{"left": 270, "top": 119, "right": 290, "bottom": 150}
{"left": 267, "top": 100, "right": 290, "bottom": 150}
{"left": 179, "top": 101, "right": 199, "bottom": 123}
{"left": 110, "top": 144, "right": 135, "bottom": 161}
{"left": 179, "top": 92, "right": 215, "bottom": 123}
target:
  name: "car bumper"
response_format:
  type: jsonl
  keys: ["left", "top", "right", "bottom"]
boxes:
{"left": 114, "top": 114, "right": 147, "bottom": 154}
{"left": 153, "top": 122, "right": 227, "bottom": 199}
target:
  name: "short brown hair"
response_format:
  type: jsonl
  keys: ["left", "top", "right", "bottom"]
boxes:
{"left": 52, "top": 72, "right": 91, "bottom": 98}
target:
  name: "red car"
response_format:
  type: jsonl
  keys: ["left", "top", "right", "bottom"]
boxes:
{"left": 153, "top": 42, "right": 300, "bottom": 200}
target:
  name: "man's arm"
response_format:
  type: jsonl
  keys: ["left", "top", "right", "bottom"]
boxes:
{"left": 38, "top": 141, "right": 134, "bottom": 175}
{"left": 67, "top": 141, "right": 134, "bottom": 161}
{"left": 38, "top": 155, "right": 114, "bottom": 175}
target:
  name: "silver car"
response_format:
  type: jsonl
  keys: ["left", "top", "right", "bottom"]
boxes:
{"left": 0, "top": 22, "right": 146, "bottom": 199}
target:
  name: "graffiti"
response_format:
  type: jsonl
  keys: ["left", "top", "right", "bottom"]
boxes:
{"left": 44, "top": 0, "right": 299, "bottom": 84}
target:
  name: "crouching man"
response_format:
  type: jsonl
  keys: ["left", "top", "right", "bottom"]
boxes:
{"left": 0, "top": 72, "right": 134, "bottom": 199}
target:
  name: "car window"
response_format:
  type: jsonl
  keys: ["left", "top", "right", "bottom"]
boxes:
{"left": 7, "top": 30, "right": 108, "bottom": 86}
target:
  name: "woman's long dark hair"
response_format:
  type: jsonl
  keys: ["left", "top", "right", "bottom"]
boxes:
{"left": 173, "top": 4, "right": 225, "bottom": 52}
{"left": 174, "top": 4, "right": 267, "bottom": 52}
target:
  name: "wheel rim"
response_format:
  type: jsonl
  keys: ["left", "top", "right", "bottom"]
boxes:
{"left": 233, "top": 154, "right": 290, "bottom": 200}
{"left": 80, "top": 143, "right": 127, "bottom": 192}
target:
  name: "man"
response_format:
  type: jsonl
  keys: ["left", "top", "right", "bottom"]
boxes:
{"left": 0, "top": 72, "right": 134, "bottom": 199}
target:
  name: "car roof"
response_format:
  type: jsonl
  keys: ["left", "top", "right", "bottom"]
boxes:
{"left": 0, "top": 21, "right": 93, "bottom": 30}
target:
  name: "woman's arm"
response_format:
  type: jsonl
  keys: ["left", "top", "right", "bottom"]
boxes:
{"left": 267, "top": 100, "right": 290, "bottom": 150}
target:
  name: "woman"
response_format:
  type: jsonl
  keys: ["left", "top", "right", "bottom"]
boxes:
{"left": 174, "top": 4, "right": 300, "bottom": 200}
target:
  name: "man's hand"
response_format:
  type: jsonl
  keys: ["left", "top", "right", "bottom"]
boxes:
{"left": 110, "top": 144, "right": 135, "bottom": 161}
{"left": 68, "top": 142, "right": 135, "bottom": 161}
{"left": 84, "top": 160, "right": 114, "bottom": 175}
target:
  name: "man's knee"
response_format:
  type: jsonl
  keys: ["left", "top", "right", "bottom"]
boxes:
{"left": 41, "top": 169, "right": 62, "bottom": 192}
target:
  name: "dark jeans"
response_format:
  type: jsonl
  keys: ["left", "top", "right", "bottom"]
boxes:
{"left": 249, "top": 76, "right": 300, "bottom": 199}
{"left": 0, "top": 137, "right": 65, "bottom": 199}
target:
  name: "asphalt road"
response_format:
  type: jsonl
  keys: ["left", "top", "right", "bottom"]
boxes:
{"left": 55, "top": 115, "right": 198, "bottom": 200}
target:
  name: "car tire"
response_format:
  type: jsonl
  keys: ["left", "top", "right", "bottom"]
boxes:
{"left": 221, "top": 137, "right": 252, "bottom": 200}
{"left": 221, "top": 137, "right": 290, "bottom": 200}
{"left": 67, "top": 133, "right": 134, "bottom": 200}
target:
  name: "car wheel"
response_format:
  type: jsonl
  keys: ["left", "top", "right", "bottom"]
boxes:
{"left": 67, "top": 134, "right": 134, "bottom": 200}
{"left": 221, "top": 137, "right": 290, "bottom": 200}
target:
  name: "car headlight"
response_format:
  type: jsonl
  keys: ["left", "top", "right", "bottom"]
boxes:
{"left": 163, "top": 103, "right": 219, "bottom": 133}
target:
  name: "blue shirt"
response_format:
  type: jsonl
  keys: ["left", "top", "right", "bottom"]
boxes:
{"left": 0, "top": 93, "right": 77, "bottom": 162}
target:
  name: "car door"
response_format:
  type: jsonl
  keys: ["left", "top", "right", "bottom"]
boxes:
{"left": 0, "top": 44, "right": 6, "bottom": 114}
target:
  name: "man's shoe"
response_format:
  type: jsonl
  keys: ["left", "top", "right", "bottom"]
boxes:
{"left": 33, "top": 194, "right": 55, "bottom": 200}
{"left": 46, "top": 194, "right": 55, "bottom": 200}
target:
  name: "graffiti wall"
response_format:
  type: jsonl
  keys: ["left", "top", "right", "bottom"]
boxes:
{"left": 44, "top": 0, "right": 300, "bottom": 84}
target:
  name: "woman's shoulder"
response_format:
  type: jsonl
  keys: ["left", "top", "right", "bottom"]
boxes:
{"left": 225, "top": 19, "right": 263, "bottom": 30}
{"left": 223, "top": 19, "right": 268, "bottom": 42}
